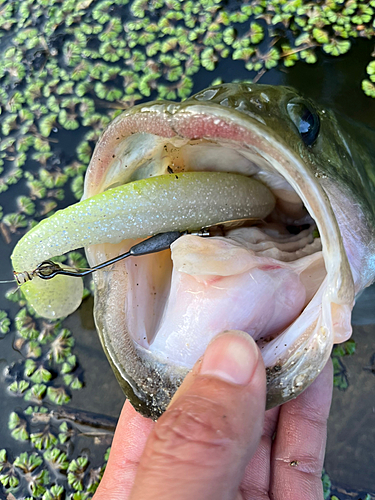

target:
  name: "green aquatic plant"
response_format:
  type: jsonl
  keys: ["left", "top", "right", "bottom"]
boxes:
{"left": 8, "top": 412, "right": 29, "bottom": 442}
{"left": 332, "top": 338, "right": 356, "bottom": 391}
{"left": 0, "top": 310, "right": 11, "bottom": 334}
{"left": 0, "top": 0, "right": 374, "bottom": 498}
{"left": 0, "top": 449, "right": 20, "bottom": 489}
{"left": 322, "top": 468, "right": 331, "bottom": 499}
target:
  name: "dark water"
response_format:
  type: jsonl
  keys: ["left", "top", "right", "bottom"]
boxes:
{"left": 0, "top": 35, "right": 375, "bottom": 500}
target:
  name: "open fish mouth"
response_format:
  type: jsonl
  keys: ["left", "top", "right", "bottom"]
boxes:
{"left": 80, "top": 84, "right": 355, "bottom": 418}
{"left": 13, "top": 83, "right": 366, "bottom": 418}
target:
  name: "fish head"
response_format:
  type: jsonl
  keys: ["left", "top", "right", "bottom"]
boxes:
{"left": 76, "top": 84, "right": 375, "bottom": 417}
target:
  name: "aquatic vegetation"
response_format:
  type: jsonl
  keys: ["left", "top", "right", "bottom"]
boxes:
{"left": 331, "top": 338, "right": 356, "bottom": 391}
{"left": 0, "top": 0, "right": 374, "bottom": 498}
{"left": 1, "top": 280, "right": 110, "bottom": 497}
{"left": 0, "top": 309, "right": 11, "bottom": 333}
{"left": 0, "top": 0, "right": 373, "bottom": 227}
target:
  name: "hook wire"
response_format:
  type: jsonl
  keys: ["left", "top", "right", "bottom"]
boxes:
{"left": 12, "top": 217, "right": 258, "bottom": 284}
{"left": 36, "top": 231, "right": 185, "bottom": 280}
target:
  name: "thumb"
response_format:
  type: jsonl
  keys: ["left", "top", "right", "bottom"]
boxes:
{"left": 129, "top": 330, "right": 266, "bottom": 500}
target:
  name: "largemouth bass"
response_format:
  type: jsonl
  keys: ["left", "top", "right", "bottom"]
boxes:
{"left": 11, "top": 83, "right": 375, "bottom": 418}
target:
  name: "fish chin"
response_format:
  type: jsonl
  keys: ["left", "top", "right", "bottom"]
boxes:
{"left": 84, "top": 87, "right": 355, "bottom": 418}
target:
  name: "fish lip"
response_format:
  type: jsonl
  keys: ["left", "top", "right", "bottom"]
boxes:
{"left": 84, "top": 97, "right": 355, "bottom": 417}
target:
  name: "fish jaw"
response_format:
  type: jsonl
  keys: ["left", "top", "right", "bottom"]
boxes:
{"left": 84, "top": 84, "right": 357, "bottom": 418}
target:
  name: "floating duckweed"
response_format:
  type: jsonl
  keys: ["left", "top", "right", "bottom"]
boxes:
{"left": 281, "top": 44, "right": 299, "bottom": 67}
{"left": 30, "top": 365, "right": 53, "bottom": 385}
{"left": 14, "top": 452, "right": 42, "bottom": 472}
{"left": 61, "top": 354, "right": 77, "bottom": 374}
{"left": 366, "top": 60, "right": 375, "bottom": 82}
{"left": 64, "top": 162, "right": 87, "bottom": 177}
{"left": 58, "top": 422, "right": 71, "bottom": 444}
{"left": 24, "top": 359, "right": 38, "bottom": 378}
{"left": 249, "top": 22, "right": 264, "bottom": 44}
{"left": 27, "top": 341, "right": 43, "bottom": 359}
{"left": 47, "top": 386, "right": 71, "bottom": 405}
{"left": 15, "top": 308, "right": 39, "bottom": 339}
{"left": 64, "top": 374, "right": 84, "bottom": 389}
{"left": 32, "top": 152, "right": 53, "bottom": 166}
{"left": 71, "top": 62, "right": 92, "bottom": 81}
{"left": 26, "top": 178, "right": 47, "bottom": 199}
{"left": 9, "top": 412, "right": 29, "bottom": 441}
{"left": 201, "top": 46, "right": 217, "bottom": 70}
{"left": 0, "top": 310, "right": 10, "bottom": 334}
{"left": 16, "top": 153, "right": 27, "bottom": 168}
{"left": 323, "top": 38, "right": 351, "bottom": 55}
{"left": 2, "top": 212, "right": 28, "bottom": 231}
{"left": 44, "top": 448, "right": 69, "bottom": 471}
{"left": 56, "top": 81, "right": 75, "bottom": 95}
{"left": 300, "top": 49, "right": 318, "bottom": 64}
{"left": 58, "top": 109, "right": 80, "bottom": 130}
{"left": 24, "top": 383, "right": 48, "bottom": 403}
{"left": 16, "top": 135, "right": 34, "bottom": 152}
{"left": 71, "top": 175, "right": 84, "bottom": 199}
{"left": 13, "top": 452, "right": 49, "bottom": 497}
{"left": 30, "top": 428, "right": 58, "bottom": 451}
{"left": 68, "top": 457, "right": 89, "bottom": 491}
{"left": 75, "top": 81, "right": 93, "bottom": 97}
{"left": 233, "top": 47, "right": 255, "bottom": 62}
{"left": 9, "top": 380, "right": 30, "bottom": 395}
{"left": 2, "top": 114, "right": 18, "bottom": 135}
{"left": 362, "top": 79, "right": 375, "bottom": 97}
{"left": 0, "top": 449, "right": 20, "bottom": 489}
{"left": 48, "top": 329, "right": 74, "bottom": 364}
{"left": 331, "top": 339, "right": 356, "bottom": 390}
{"left": 39, "top": 114, "right": 58, "bottom": 137}
{"left": 17, "top": 196, "right": 36, "bottom": 216}
{"left": 40, "top": 169, "right": 69, "bottom": 189}
{"left": 33, "top": 137, "right": 51, "bottom": 153}
{"left": 0, "top": 137, "right": 15, "bottom": 151}
{"left": 41, "top": 484, "right": 65, "bottom": 500}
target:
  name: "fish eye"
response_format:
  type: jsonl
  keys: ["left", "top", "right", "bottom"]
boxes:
{"left": 287, "top": 99, "right": 320, "bottom": 146}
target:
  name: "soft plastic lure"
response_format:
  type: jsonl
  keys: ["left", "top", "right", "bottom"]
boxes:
{"left": 11, "top": 172, "right": 275, "bottom": 319}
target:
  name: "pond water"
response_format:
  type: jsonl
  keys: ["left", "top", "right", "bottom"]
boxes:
{"left": 0, "top": 4, "right": 374, "bottom": 499}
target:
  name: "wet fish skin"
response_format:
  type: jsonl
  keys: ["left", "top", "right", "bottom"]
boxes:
{"left": 88, "top": 83, "right": 375, "bottom": 418}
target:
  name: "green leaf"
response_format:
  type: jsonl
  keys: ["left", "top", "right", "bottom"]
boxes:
{"left": 30, "top": 365, "right": 52, "bottom": 384}
{"left": 249, "top": 22, "right": 264, "bottom": 44}
{"left": 201, "top": 47, "right": 217, "bottom": 70}
{"left": 323, "top": 39, "right": 351, "bottom": 56}
{"left": 24, "top": 383, "right": 47, "bottom": 402}
{"left": 312, "top": 28, "right": 329, "bottom": 44}
{"left": 47, "top": 386, "right": 71, "bottom": 405}
{"left": 332, "top": 339, "right": 356, "bottom": 357}
{"left": 44, "top": 448, "right": 69, "bottom": 471}
{"left": 42, "top": 484, "right": 65, "bottom": 500}
{"left": 71, "top": 175, "right": 84, "bottom": 200}
{"left": 300, "top": 49, "right": 317, "bottom": 64}
{"left": 0, "top": 310, "right": 10, "bottom": 333}
{"left": 31, "top": 428, "right": 58, "bottom": 450}
{"left": 9, "top": 412, "right": 29, "bottom": 441}
{"left": 9, "top": 380, "right": 30, "bottom": 395}
{"left": 367, "top": 61, "right": 375, "bottom": 83}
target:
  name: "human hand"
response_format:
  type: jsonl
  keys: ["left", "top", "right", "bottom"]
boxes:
{"left": 93, "top": 330, "right": 333, "bottom": 500}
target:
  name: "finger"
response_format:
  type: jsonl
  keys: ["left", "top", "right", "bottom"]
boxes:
{"left": 129, "top": 330, "right": 267, "bottom": 500}
{"left": 239, "top": 407, "right": 280, "bottom": 500}
{"left": 93, "top": 400, "right": 155, "bottom": 500}
{"left": 270, "top": 359, "right": 333, "bottom": 500}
